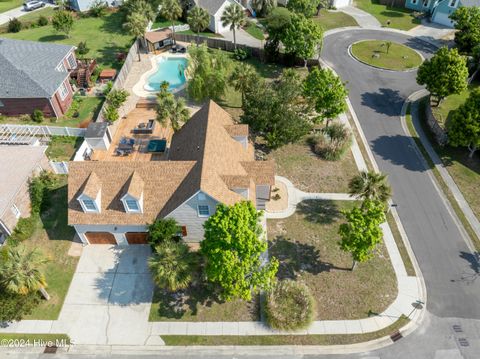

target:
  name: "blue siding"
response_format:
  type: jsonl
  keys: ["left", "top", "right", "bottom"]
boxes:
{"left": 405, "top": 0, "right": 437, "bottom": 12}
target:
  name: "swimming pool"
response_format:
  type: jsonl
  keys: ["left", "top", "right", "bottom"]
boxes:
{"left": 144, "top": 57, "right": 188, "bottom": 92}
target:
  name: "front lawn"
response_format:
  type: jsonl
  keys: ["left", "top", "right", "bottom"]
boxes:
{"left": 355, "top": 0, "right": 421, "bottom": 30}
{"left": 8, "top": 175, "right": 78, "bottom": 320}
{"left": 313, "top": 9, "right": 359, "bottom": 31}
{"left": 46, "top": 136, "right": 83, "bottom": 161}
{"left": 268, "top": 138, "right": 358, "bottom": 193}
{"left": 0, "top": 0, "right": 23, "bottom": 13}
{"left": 351, "top": 40, "right": 423, "bottom": 71}
{"left": 149, "top": 253, "right": 259, "bottom": 322}
{"left": 0, "top": 7, "right": 55, "bottom": 32}
{"left": 1, "top": 11, "right": 134, "bottom": 68}
{"left": 268, "top": 200, "right": 397, "bottom": 320}
{"left": 244, "top": 22, "right": 265, "bottom": 40}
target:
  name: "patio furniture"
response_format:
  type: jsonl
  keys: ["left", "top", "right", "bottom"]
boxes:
{"left": 177, "top": 45, "right": 186, "bottom": 54}
{"left": 147, "top": 139, "right": 167, "bottom": 153}
{"left": 133, "top": 119, "right": 155, "bottom": 134}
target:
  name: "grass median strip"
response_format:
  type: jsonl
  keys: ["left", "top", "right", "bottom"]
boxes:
{"left": 161, "top": 316, "right": 409, "bottom": 345}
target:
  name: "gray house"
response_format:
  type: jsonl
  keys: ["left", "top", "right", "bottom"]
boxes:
{"left": 68, "top": 101, "right": 275, "bottom": 245}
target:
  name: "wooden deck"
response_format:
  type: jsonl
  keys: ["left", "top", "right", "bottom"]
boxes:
{"left": 91, "top": 107, "right": 172, "bottom": 162}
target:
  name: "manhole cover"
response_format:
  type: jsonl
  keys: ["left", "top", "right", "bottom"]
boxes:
{"left": 44, "top": 345, "right": 58, "bottom": 354}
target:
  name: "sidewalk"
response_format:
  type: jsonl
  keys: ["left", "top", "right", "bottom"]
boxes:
{"left": 340, "top": 6, "right": 381, "bottom": 28}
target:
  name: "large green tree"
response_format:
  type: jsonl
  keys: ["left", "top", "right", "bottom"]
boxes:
{"left": 0, "top": 290, "right": 41, "bottom": 323}
{"left": 122, "top": 0, "right": 156, "bottom": 21}
{"left": 281, "top": 13, "right": 323, "bottom": 66}
{"left": 303, "top": 67, "right": 348, "bottom": 124}
{"left": 416, "top": 47, "right": 468, "bottom": 104}
{"left": 221, "top": 3, "right": 247, "bottom": 49}
{"left": 242, "top": 69, "right": 312, "bottom": 148}
{"left": 338, "top": 200, "right": 386, "bottom": 270}
{"left": 123, "top": 11, "right": 149, "bottom": 61}
{"left": 287, "top": 0, "right": 320, "bottom": 17}
{"left": 348, "top": 171, "right": 392, "bottom": 206}
{"left": 229, "top": 64, "right": 260, "bottom": 105}
{"left": 51, "top": 10, "right": 74, "bottom": 37}
{"left": 447, "top": 88, "right": 480, "bottom": 158}
{"left": 186, "top": 44, "right": 232, "bottom": 101}
{"left": 201, "top": 201, "right": 279, "bottom": 301}
{"left": 187, "top": 6, "right": 210, "bottom": 44}
{"left": 251, "top": 0, "right": 277, "bottom": 17}
{"left": 148, "top": 241, "right": 194, "bottom": 292}
{"left": 450, "top": 6, "right": 480, "bottom": 54}
{"left": 155, "top": 85, "right": 189, "bottom": 131}
{"left": 264, "top": 7, "right": 292, "bottom": 60}
{"left": 160, "top": 0, "right": 183, "bottom": 43}
{"left": 148, "top": 218, "right": 181, "bottom": 246}
{"left": 0, "top": 246, "right": 50, "bottom": 300}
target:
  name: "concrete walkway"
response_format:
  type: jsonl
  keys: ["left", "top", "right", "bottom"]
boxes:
{"left": 221, "top": 28, "right": 263, "bottom": 48}
{"left": 407, "top": 18, "right": 455, "bottom": 49}
{"left": 340, "top": 6, "right": 381, "bottom": 28}
{"left": 0, "top": 4, "right": 55, "bottom": 26}
{"left": 406, "top": 90, "right": 480, "bottom": 240}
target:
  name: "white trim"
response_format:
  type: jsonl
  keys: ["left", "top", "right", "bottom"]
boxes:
{"left": 77, "top": 193, "right": 101, "bottom": 213}
{"left": 58, "top": 81, "right": 69, "bottom": 101}
{"left": 120, "top": 193, "right": 144, "bottom": 213}
{"left": 11, "top": 204, "right": 21, "bottom": 219}
{"left": 67, "top": 52, "right": 77, "bottom": 69}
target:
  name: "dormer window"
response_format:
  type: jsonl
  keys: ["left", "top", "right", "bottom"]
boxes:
{"left": 198, "top": 205, "right": 210, "bottom": 217}
{"left": 78, "top": 194, "right": 100, "bottom": 213}
{"left": 77, "top": 172, "right": 101, "bottom": 213}
{"left": 121, "top": 171, "right": 144, "bottom": 213}
{"left": 83, "top": 199, "right": 97, "bottom": 211}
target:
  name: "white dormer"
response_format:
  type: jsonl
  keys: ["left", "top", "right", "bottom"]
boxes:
{"left": 77, "top": 172, "right": 101, "bottom": 213}
{"left": 121, "top": 171, "right": 144, "bottom": 214}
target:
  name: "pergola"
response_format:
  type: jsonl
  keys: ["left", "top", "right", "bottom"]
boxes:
{"left": 0, "top": 124, "right": 45, "bottom": 145}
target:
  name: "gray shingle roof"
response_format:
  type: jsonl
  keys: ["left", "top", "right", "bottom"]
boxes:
{"left": 0, "top": 38, "right": 74, "bottom": 98}
{"left": 196, "top": 0, "right": 231, "bottom": 16}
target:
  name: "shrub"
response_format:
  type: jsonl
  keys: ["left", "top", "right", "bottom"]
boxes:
{"left": 19, "top": 114, "right": 31, "bottom": 122}
{"left": 88, "top": 0, "right": 108, "bottom": 17}
{"left": 264, "top": 280, "right": 315, "bottom": 331}
{"left": 31, "top": 109, "right": 44, "bottom": 123}
{"left": 7, "top": 217, "right": 38, "bottom": 245}
{"left": 7, "top": 18, "right": 22, "bottom": 33}
{"left": 37, "top": 15, "right": 49, "bottom": 27}
{"left": 76, "top": 41, "right": 89, "bottom": 57}
{"left": 0, "top": 290, "right": 41, "bottom": 322}
{"left": 233, "top": 47, "right": 249, "bottom": 61}
{"left": 106, "top": 88, "right": 129, "bottom": 108}
{"left": 29, "top": 171, "right": 56, "bottom": 215}
{"left": 148, "top": 218, "right": 181, "bottom": 247}
{"left": 103, "top": 105, "right": 119, "bottom": 122}
{"left": 308, "top": 123, "right": 351, "bottom": 161}
{"left": 103, "top": 81, "right": 113, "bottom": 96}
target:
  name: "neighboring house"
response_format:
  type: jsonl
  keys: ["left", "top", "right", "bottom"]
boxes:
{"left": 405, "top": 0, "right": 480, "bottom": 27}
{"left": 69, "top": 0, "right": 119, "bottom": 12}
{"left": 193, "top": 0, "right": 246, "bottom": 33}
{"left": 277, "top": 0, "right": 352, "bottom": 8}
{"left": 0, "top": 146, "right": 50, "bottom": 245}
{"left": 0, "top": 39, "right": 76, "bottom": 118}
{"left": 68, "top": 101, "right": 275, "bottom": 245}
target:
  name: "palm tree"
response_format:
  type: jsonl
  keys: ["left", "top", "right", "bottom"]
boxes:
{"left": 221, "top": 3, "right": 246, "bottom": 49}
{"left": 128, "top": 0, "right": 156, "bottom": 22}
{"left": 160, "top": 0, "right": 183, "bottom": 44}
{"left": 348, "top": 171, "right": 392, "bottom": 205}
{"left": 251, "top": 0, "right": 276, "bottom": 17}
{"left": 148, "top": 241, "right": 193, "bottom": 292}
{"left": 169, "top": 97, "right": 190, "bottom": 131}
{"left": 156, "top": 86, "right": 190, "bottom": 131}
{"left": 187, "top": 7, "right": 210, "bottom": 45}
{"left": 0, "top": 246, "right": 50, "bottom": 300}
{"left": 123, "top": 11, "right": 149, "bottom": 61}
{"left": 230, "top": 64, "right": 259, "bottom": 105}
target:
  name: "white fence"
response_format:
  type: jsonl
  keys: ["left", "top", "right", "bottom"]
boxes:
{"left": 50, "top": 161, "right": 69, "bottom": 174}
{"left": 0, "top": 124, "right": 85, "bottom": 145}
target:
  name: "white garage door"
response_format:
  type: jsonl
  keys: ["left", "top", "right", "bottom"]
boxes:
{"left": 433, "top": 12, "right": 454, "bottom": 28}
{"left": 332, "top": 0, "right": 351, "bottom": 8}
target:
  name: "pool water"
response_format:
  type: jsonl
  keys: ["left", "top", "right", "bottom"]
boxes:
{"left": 145, "top": 57, "right": 188, "bottom": 92}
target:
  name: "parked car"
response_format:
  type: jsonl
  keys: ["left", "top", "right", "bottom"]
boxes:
{"left": 23, "top": 1, "right": 45, "bottom": 11}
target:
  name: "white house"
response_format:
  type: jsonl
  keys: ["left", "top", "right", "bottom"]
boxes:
{"left": 194, "top": 0, "right": 246, "bottom": 33}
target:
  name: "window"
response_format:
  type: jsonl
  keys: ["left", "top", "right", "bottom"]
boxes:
{"left": 449, "top": 0, "right": 457, "bottom": 6}
{"left": 412, "top": 0, "right": 417, "bottom": 4}
{"left": 83, "top": 199, "right": 97, "bottom": 211}
{"left": 422, "top": 0, "right": 429, "bottom": 6}
{"left": 125, "top": 199, "right": 139, "bottom": 211}
{"left": 67, "top": 53, "right": 77, "bottom": 69}
{"left": 11, "top": 204, "right": 20, "bottom": 219}
{"left": 0, "top": 100, "right": 4, "bottom": 107}
{"left": 58, "top": 82, "right": 69, "bottom": 100}
{"left": 198, "top": 205, "right": 210, "bottom": 217}
{"left": 56, "top": 62, "right": 66, "bottom": 72}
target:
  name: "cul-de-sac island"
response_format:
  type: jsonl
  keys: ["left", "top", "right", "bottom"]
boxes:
{"left": 0, "top": 0, "right": 479, "bottom": 357}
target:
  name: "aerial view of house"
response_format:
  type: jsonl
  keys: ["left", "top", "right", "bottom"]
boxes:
{"left": 0, "top": 38, "right": 76, "bottom": 118}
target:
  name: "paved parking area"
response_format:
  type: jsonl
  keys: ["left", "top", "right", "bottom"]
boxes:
{"left": 52, "top": 245, "right": 154, "bottom": 345}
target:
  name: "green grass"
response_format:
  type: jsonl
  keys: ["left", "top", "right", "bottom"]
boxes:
{"left": 351, "top": 40, "right": 423, "bottom": 71}
{"left": 244, "top": 22, "right": 265, "bottom": 40}
{"left": 386, "top": 212, "right": 415, "bottom": 276}
{"left": 313, "top": 9, "right": 359, "bottom": 31}
{"left": 151, "top": 16, "right": 184, "bottom": 30}
{"left": 13, "top": 175, "right": 79, "bottom": 320}
{"left": 0, "top": 333, "right": 70, "bottom": 344}
{"left": 46, "top": 136, "right": 83, "bottom": 161}
{"left": 355, "top": 0, "right": 421, "bottom": 30}
{"left": 0, "top": 0, "right": 23, "bottom": 13}
{"left": 149, "top": 253, "right": 259, "bottom": 322}
{"left": 177, "top": 29, "right": 222, "bottom": 38}
{"left": 431, "top": 81, "right": 479, "bottom": 128}
{"left": 0, "top": 7, "right": 55, "bottom": 32}
{"left": 162, "top": 316, "right": 410, "bottom": 345}
{"left": 1, "top": 11, "right": 134, "bottom": 68}
{"left": 0, "top": 96, "right": 104, "bottom": 127}
{"left": 268, "top": 200, "right": 397, "bottom": 320}
{"left": 405, "top": 101, "right": 480, "bottom": 250}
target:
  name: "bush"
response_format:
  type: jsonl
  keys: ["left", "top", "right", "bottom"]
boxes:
{"left": 88, "top": 0, "right": 108, "bottom": 17}
{"left": 308, "top": 123, "right": 351, "bottom": 161}
{"left": 106, "top": 88, "right": 129, "bottom": 108}
{"left": 31, "top": 109, "right": 44, "bottom": 123}
{"left": 7, "top": 18, "right": 22, "bottom": 33}
{"left": 76, "top": 41, "right": 89, "bottom": 57}
{"left": 103, "top": 105, "right": 119, "bottom": 122}
{"left": 7, "top": 217, "right": 38, "bottom": 245}
{"left": 29, "top": 171, "right": 56, "bottom": 215}
{"left": 37, "top": 15, "right": 49, "bottom": 27}
{"left": 264, "top": 280, "right": 315, "bottom": 331}
{"left": 233, "top": 47, "right": 249, "bottom": 61}
{"left": 103, "top": 81, "right": 113, "bottom": 96}
{"left": 0, "top": 290, "right": 41, "bottom": 322}
{"left": 148, "top": 218, "right": 181, "bottom": 247}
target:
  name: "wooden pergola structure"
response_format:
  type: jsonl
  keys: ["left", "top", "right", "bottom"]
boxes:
{"left": 145, "top": 29, "right": 174, "bottom": 54}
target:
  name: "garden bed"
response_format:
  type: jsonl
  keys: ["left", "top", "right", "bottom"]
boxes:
{"left": 268, "top": 200, "right": 397, "bottom": 320}
{"left": 268, "top": 138, "right": 358, "bottom": 193}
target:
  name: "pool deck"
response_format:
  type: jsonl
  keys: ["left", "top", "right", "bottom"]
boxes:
{"left": 132, "top": 52, "right": 188, "bottom": 98}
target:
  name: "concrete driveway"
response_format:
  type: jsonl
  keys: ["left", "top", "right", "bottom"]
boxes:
{"left": 52, "top": 245, "right": 154, "bottom": 345}
{"left": 0, "top": 3, "right": 55, "bottom": 26}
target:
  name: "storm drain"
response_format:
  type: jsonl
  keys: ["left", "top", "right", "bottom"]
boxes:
{"left": 43, "top": 345, "right": 58, "bottom": 354}
{"left": 390, "top": 331, "right": 403, "bottom": 342}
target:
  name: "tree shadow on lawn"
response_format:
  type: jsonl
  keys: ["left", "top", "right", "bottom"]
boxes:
{"left": 269, "top": 236, "right": 350, "bottom": 280}
{"left": 379, "top": 10, "right": 405, "bottom": 18}
{"left": 100, "top": 12, "right": 127, "bottom": 35}
{"left": 404, "top": 38, "right": 438, "bottom": 56}
{"left": 96, "top": 43, "right": 131, "bottom": 69}
{"left": 361, "top": 88, "right": 405, "bottom": 117}
{"left": 38, "top": 34, "right": 68, "bottom": 42}
{"left": 40, "top": 184, "right": 75, "bottom": 242}
{"left": 296, "top": 200, "right": 342, "bottom": 225}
